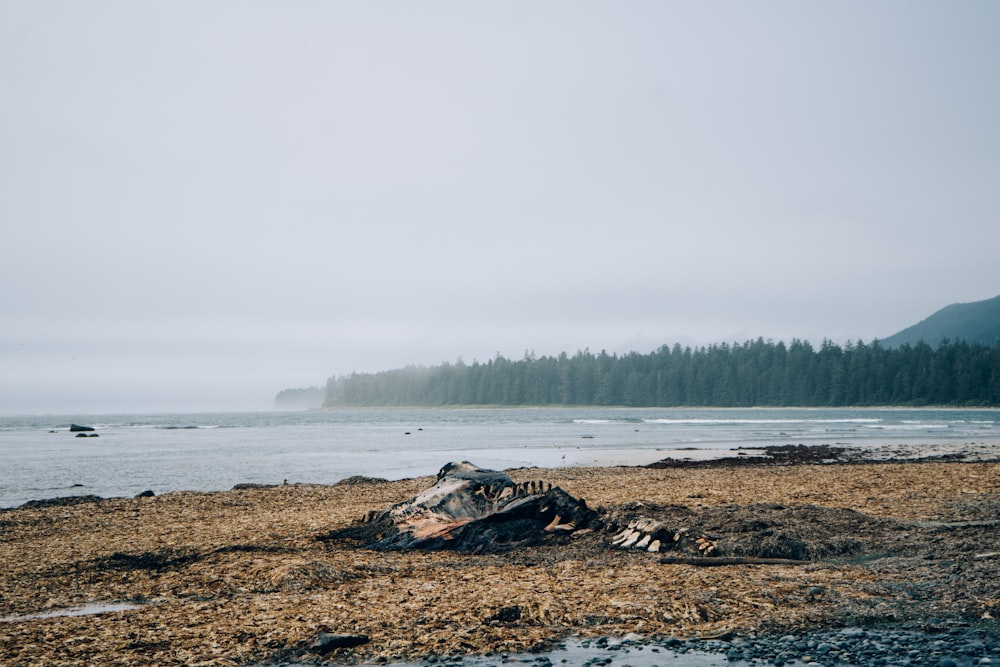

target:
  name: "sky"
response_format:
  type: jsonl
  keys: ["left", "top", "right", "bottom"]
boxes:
{"left": 2, "top": 1, "right": 999, "bottom": 414}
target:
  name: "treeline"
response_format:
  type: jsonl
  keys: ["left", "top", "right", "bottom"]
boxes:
{"left": 324, "top": 338, "right": 1000, "bottom": 408}
{"left": 274, "top": 385, "right": 325, "bottom": 410}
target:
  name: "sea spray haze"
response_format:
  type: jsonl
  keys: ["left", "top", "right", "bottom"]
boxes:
{"left": 3, "top": 3, "right": 1000, "bottom": 415}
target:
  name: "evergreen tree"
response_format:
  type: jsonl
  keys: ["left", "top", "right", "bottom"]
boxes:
{"left": 322, "top": 338, "right": 1000, "bottom": 408}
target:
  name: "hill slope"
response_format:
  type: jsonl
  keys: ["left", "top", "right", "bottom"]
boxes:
{"left": 880, "top": 293, "right": 1000, "bottom": 348}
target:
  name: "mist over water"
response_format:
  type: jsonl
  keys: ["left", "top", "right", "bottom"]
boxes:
{"left": 3, "top": 2, "right": 1000, "bottom": 418}
{"left": 2, "top": 407, "right": 998, "bottom": 509}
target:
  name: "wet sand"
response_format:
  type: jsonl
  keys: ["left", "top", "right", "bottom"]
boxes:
{"left": 2, "top": 455, "right": 999, "bottom": 666}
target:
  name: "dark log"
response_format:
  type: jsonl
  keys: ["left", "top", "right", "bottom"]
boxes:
{"left": 309, "top": 633, "right": 369, "bottom": 653}
{"left": 659, "top": 556, "right": 810, "bottom": 566}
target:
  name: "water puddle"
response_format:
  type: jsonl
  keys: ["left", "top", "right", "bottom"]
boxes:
{"left": 270, "top": 629, "right": 1000, "bottom": 667}
{"left": 0, "top": 602, "right": 143, "bottom": 623}
{"left": 274, "top": 638, "right": 753, "bottom": 667}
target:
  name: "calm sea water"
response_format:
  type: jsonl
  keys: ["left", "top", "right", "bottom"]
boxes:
{"left": 2, "top": 407, "right": 998, "bottom": 509}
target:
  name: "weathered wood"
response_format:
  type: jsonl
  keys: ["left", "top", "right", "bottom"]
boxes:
{"left": 330, "top": 461, "right": 597, "bottom": 552}
{"left": 659, "top": 556, "right": 810, "bottom": 566}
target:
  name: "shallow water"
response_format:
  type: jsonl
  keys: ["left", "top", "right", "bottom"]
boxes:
{"left": 275, "top": 637, "right": 756, "bottom": 667}
{"left": 0, "top": 602, "right": 143, "bottom": 623}
{"left": 2, "top": 407, "right": 998, "bottom": 508}
{"left": 271, "top": 627, "right": 1000, "bottom": 667}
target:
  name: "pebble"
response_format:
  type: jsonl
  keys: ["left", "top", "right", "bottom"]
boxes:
{"left": 670, "top": 621, "right": 999, "bottom": 667}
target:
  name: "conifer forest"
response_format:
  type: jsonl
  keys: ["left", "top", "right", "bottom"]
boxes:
{"left": 325, "top": 338, "right": 1000, "bottom": 408}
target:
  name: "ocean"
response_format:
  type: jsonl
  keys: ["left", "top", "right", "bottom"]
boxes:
{"left": 2, "top": 406, "right": 999, "bottom": 509}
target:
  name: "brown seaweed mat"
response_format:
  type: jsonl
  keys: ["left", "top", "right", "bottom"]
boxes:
{"left": 2, "top": 459, "right": 999, "bottom": 665}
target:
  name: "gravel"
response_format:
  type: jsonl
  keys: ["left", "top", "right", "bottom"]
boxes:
{"left": 290, "top": 623, "right": 1000, "bottom": 667}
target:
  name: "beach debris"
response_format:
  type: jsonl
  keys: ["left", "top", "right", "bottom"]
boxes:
{"left": 604, "top": 504, "right": 871, "bottom": 563}
{"left": 645, "top": 444, "right": 861, "bottom": 469}
{"left": 4, "top": 460, "right": 999, "bottom": 666}
{"left": 609, "top": 516, "right": 723, "bottom": 555}
{"left": 487, "top": 606, "right": 523, "bottom": 624}
{"left": 334, "top": 475, "right": 390, "bottom": 486}
{"left": 335, "top": 463, "right": 815, "bottom": 561}
{"left": 332, "top": 461, "right": 598, "bottom": 552}
{"left": 658, "top": 556, "right": 811, "bottom": 566}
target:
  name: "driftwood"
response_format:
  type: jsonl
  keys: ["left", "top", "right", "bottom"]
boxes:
{"left": 659, "top": 556, "right": 811, "bottom": 566}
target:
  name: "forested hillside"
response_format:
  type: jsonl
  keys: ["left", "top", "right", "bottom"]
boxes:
{"left": 324, "top": 338, "right": 1000, "bottom": 408}
{"left": 880, "top": 293, "right": 1000, "bottom": 348}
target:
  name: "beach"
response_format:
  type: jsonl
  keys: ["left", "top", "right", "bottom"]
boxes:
{"left": 2, "top": 454, "right": 999, "bottom": 666}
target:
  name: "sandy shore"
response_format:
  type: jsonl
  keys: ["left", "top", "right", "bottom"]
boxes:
{"left": 2, "top": 457, "right": 999, "bottom": 666}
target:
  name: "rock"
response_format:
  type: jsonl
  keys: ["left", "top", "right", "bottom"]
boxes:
{"left": 19, "top": 494, "right": 103, "bottom": 509}
{"left": 134, "top": 490, "right": 155, "bottom": 498}
{"left": 488, "top": 606, "right": 522, "bottom": 623}
{"left": 70, "top": 424, "right": 95, "bottom": 432}
{"left": 309, "top": 632, "right": 369, "bottom": 654}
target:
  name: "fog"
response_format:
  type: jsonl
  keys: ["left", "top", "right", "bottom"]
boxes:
{"left": 2, "top": 1, "right": 999, "bottom": 414}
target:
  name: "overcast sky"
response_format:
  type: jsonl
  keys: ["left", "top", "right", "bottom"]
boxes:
{"left": 2, "top": 1, "right": 999, "bottom": 414}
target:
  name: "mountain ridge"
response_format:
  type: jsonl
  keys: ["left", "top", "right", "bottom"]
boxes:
{"left": 880, "top": 293, "right": 1000, "bottom": 348}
